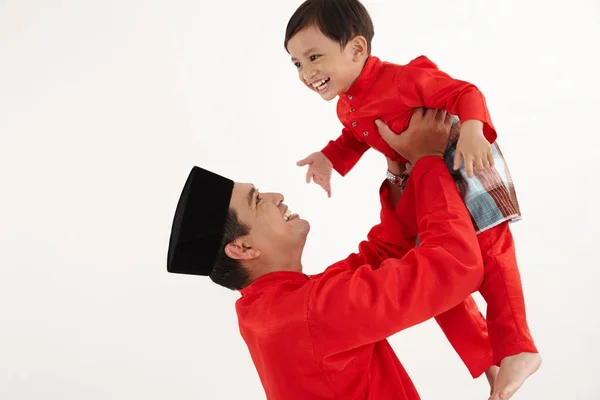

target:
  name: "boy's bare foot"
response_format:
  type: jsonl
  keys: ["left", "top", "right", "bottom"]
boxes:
{"left": 489, "top": 352, "right": 541, "bottom": 400}
{"left": 485, "top": 365, "right": 499, "bottom": 396}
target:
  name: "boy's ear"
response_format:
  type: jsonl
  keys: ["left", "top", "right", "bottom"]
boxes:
{"left": 350, "top": 35, "right": 368, "bottom": 60}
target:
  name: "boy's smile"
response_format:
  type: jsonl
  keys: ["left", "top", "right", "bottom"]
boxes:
{"left": 309, "top": 77, "right": 331, "bottom": 95}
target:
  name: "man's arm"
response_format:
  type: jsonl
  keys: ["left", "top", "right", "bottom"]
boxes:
{"left": 336, "top": 179, "right": 416, "bottom": 272}
{"left": 362, "top": 170, "right": 493, "bottom": 378}
{"left": 308, "top": 156, "right": 484, "bottom": 356}
{"left": 321, "top": 127, "right": 370, "bottom": 177}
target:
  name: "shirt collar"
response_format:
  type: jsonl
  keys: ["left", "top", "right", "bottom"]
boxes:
{"left": 239, "top": 271, "right": 309, "bottom": 296}
{"left": 342, "top": 55, "right": 383, "bottom": 100}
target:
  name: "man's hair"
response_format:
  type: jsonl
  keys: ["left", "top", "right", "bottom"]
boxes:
{"left": 209, "top": 209, "right": 251, "bottom": 291}
{"left": 284, "top": 0, "right": 374, "bottom": 54}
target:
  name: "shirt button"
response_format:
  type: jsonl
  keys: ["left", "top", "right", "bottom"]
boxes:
{"left": 348, "top": 95, "right": 353, "bottom": 100}
{"left": 363, "top": 131, "right": 369, "bottom": 137}
{"left": 352, "top": 122, "right": 357, "bottom": 127}
{"left": 350, "top": 108, "right": 355, "bottom": 112}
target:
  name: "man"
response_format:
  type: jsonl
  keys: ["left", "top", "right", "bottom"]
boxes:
{"left": 166, "top": 109, "right": 494, "bottom": 399}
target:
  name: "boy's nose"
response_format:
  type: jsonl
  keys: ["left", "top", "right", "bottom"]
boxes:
{"left": 303, "top": 69, "right": 317, "bottom": 82}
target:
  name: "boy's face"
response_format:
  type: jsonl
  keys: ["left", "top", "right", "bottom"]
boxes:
{"left": 287, "top": 25, "right": 365, "bottom": 101}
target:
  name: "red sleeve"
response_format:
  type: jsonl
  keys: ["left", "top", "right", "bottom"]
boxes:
{"left": 334, "top": 178, "right": 493, "bottom": 378}
{"left": 335, "top": 182, "right": 416, "bottom": 272}
{"left": 396, "top": 56, "right": 497, "bottom": 144}
{"left": 308, "top": 156, "right": 484, "bottom": 357}
{"left": 321, "top": 127, "right": 370, "bottom": 177}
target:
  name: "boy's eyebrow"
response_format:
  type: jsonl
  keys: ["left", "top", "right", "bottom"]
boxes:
{"left": 291, "top": 48, "right": 320, "bottom": 62}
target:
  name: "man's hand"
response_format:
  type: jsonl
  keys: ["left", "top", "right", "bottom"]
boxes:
{"left": 453, "top": 120, "right": 494, "bottom": 178}
{"left": 376, "top": 107, "right": 452, "bottom": 165}
{"left": 297, "top": 151, "right": 334, "bottom": 197}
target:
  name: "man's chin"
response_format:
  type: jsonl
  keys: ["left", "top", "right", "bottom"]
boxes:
{"left": 291, "top": 218, "right": 310, "bottom": 240}
{"left": 288, "top": 218, "right": 310, "bottom": 233}
{"left": 298, "top": 218, "right": 310, "bottom": 232}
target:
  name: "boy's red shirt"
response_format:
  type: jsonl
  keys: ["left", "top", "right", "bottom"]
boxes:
{"left": 322, "top": 55, "right": 496, "bottom": 176}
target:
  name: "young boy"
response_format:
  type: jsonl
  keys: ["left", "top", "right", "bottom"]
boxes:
{"left": 284, "top": 0, "right": 541, "bottom": 399}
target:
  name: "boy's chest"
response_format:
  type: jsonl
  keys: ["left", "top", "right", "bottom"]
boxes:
{"left": 338, "top": 91, "right": 414, "bottom": 160}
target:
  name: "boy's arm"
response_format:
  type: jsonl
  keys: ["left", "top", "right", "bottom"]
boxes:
{"left": 321, "top": 127, "right": 370, "bottom": 177}
{"left": 396, "top": 56, "right": 497, "bottom": 144}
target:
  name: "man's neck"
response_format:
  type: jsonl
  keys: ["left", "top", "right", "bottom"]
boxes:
{"left": 248, "top": 257, "right": 303, "bottom": 281}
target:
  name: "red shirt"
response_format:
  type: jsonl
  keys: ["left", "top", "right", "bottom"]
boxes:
{"left": 321, "top": 55, "right": 497, "bottom": 176}
{"left": 236, "top": 157, "right": 489, "bottom": 400}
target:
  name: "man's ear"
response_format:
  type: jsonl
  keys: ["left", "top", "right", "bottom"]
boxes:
{"left": 224, "top": 239, "right": 260, "bottom": 261}
{"left": 349, "top": 35, "right": 368, "bottom": 61}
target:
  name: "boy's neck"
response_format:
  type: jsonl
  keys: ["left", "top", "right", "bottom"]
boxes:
{"left": 343, "top": 55, "right": 371, "bottom": 94}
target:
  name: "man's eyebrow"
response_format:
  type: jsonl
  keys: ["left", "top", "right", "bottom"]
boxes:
{"left": 247, "top": 186, "right": 256, "bottom": 207}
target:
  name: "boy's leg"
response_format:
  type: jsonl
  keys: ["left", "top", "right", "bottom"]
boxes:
{"left": 477, "top": 221, "right": 536, "bottom": 361}
{"left": 477, "top": 221, "right": 541, "bottom": 399}
{"left": 434, "top": 295, "right": 493, "bottom": 379}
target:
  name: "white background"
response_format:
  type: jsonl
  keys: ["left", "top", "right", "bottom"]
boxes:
{"left": 1, "top": 0, "right": 599, "bottom": 399}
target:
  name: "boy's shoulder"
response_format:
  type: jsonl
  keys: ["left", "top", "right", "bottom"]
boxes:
{"left": 381, "top": 54, "right": 440, "bottom": 71}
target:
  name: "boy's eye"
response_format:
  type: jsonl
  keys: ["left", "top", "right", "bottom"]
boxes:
{"left": 294, "top": 62, "right": 302, "bottom": 68}
{"left": 310, "top": 54, "right": 320, "bottom": 61}
{"left": 255, "top": 194, "right": 262, "bottom": 205}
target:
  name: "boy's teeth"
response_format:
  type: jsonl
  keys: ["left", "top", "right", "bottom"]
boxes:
{"left": 312, "top": 79, "right": 328, "bottom": 88}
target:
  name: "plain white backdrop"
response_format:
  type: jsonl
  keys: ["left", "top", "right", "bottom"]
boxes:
{"left": 1, "top": 0, "right": 599, "bottom": 399}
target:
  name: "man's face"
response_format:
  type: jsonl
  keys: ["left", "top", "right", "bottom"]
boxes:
{"left": 287, "top": 25, "right": 363, "bottom": 101}
{"left": 228, "top": 182, "right": 310, "bottom": 266}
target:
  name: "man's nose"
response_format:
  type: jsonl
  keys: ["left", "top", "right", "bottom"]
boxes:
{"left": 264, "top": 192, "right": 284, "bottom": 204}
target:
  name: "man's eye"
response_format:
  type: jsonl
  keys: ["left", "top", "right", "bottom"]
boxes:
{"left": 310, "top": 55, "right": 320, "bottom": 61}
{"left": 255, "top": 195, "right": 262, "bottom": 205}
{"left": 294, "top": 62, "right": 302, "bottom": 68}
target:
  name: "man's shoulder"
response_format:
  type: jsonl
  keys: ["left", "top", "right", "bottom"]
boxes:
{"left": 305, "top": 261, "right": 356, "bottom": 305}
{"left": 236, "top": 279, "right": 314, "bottom": 322}
{"left": 235, "top": 281, "right": 317, "bottom": 353}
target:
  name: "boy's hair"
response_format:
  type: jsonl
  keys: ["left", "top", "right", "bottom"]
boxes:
{"left": 209, "top": 209, "right": 251, "bottom": 291}
{"left": 284, "top": 0, "right": 374, "bottom": 54}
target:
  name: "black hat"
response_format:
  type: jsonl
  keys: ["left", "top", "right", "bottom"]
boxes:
{"left": 167, "top": 166, "right": 234, "bottom": 276}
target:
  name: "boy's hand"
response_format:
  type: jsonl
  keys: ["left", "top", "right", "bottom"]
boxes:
{"left": 453, "top": 120, "right": 495, "bottom": 178}
{"left": 297, "top": 151, "right": 333, "bottom": 197}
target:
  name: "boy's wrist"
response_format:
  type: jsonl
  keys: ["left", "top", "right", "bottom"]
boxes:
{"left": 460, "top": 120, "right": 485, "bottom": 136}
